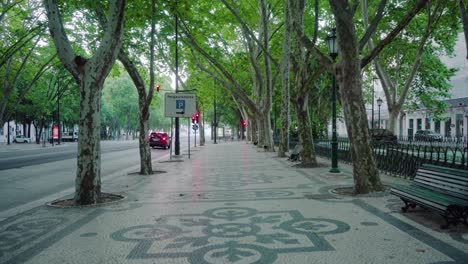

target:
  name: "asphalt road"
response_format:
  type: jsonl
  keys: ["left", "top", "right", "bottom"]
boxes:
{"left": 0, "top": 141, "right": 145, "bottom": 170}
{"left": 0, "top": 138, "right": 192, "bottom": 218}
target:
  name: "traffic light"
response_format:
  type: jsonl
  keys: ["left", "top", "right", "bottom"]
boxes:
{"left": 156, "top": 84, "right": 160, "bottom": 92}
{"left": 191, "top": 115, "right": 196, "bottom": 123}
{"left": 241, "top": 120, "right": 246, "bottom": 127}
{"left": 195, "top": 113, "right": 199, "bottom": 123}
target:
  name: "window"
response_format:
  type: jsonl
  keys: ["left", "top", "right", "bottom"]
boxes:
{"left": 456, "top": 114, "right": 463, "bottom": 138}
{"left": 425, "top": 118, "right": 431, "bottom": 130}
{"left": 417, "top": 119, "right": 422, "bottom": 130}
{"left": 445, "top": 118, "right": 452, "bottom": 137}
{"left": 435, "top": 121, "right": 441, "bottom": 133}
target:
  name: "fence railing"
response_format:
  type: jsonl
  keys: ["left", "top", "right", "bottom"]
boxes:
{"left": 315, "top": 138, "right": 467, "bottom": 179}
{"left": 397, "top": 136, "right": 467, "bottom": 148}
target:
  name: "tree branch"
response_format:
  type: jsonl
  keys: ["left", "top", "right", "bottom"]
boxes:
{"left": 179, "top": 19, "right": 258, "bottom": 114}
{"left": 312, "top": 0, "right": 319, "bottom": 44}
{"left": 459, "top": 0, "right": 468, "bottom": 59}
{"left": 361, "top": 0, "right": 429, "bottom": 68}
{"left": 44, "top": 0, "right": 79, "bottom": 80}
{"left": 298, "top": 34, "right": 333, "bottom": 72}
{"left": 91, "top": 0, "right": 126, "bottom": 83}
{"left": 359, "top": 0, "right": 387, "bottom": 50}
{"left": 220, "top": 0, "right": 279, "bottom": 67}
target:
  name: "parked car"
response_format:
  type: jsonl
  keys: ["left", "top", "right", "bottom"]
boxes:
{"left": 62, "top": 131, "right": 79, "bottom": 142}
{"left": 13, "top": 135, "right": 31, "bottom": 143}
{"left": 148, "top": 132, "right": 171, "bottom": 149}
{"left": 414, "top": 130, "right": 443, "bottom": 142}
{"left": 370, "top": 128, "right": 398, "bottom": 145}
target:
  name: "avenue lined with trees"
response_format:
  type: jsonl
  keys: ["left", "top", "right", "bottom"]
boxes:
{"left": 1, "top": 0, "right": 467, "bottom": 205}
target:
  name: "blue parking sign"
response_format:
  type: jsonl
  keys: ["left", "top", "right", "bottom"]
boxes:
{"left": 176, "top": 100, "right": 185, "bottom": 110}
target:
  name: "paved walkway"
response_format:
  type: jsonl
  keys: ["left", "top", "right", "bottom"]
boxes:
{"left": 1, "top": 141, "right": 467, "bottom": 264}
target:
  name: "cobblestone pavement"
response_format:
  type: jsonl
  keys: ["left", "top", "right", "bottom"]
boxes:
{"left": 1, "top": 142, "right": 467, "bottom": 264}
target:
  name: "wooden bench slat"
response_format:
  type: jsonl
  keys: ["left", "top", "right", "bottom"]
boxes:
{"left": 390, "top": 188, "right": 447, "bottom": 212}
{"left": 420, "top": 164, "right": 468, "bottom": 177}
{"left": 391, "top": 185, "right": 468, "bottom": 206}
{"left": 414, "top": 180, "right": 468, "bottom": 196}
{"left": 414, "top": 178, "right": 468, "bottom": 194}
{"left": 413, "top": 179, "right": 468, "bottom": 199}
{"left": 417, "top": 171, "right": 468, "bottom": 187}
{"left": 419, "top": 167, "right": 468, "bottom": 179}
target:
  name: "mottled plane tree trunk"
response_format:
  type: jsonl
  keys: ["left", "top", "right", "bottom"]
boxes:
{"left": 459, "top": 0, "right": 468, "bottom": 59}
{"left": 96, "top": 1, "right": 156, "bottom": 175}
{"left": 44, "top": 0, "right": 126, "bottom": 204}
{"left": 329, "top": 0, "right": 382, "bottom": 193}
{"left": 289, "top": 0, "right": 318, "bottom": 167}
{"left": 198, "top": 105, "right": 205, "bottom": 146}
{"left": 278, "top": 0, "right": 291, "bottom": 157}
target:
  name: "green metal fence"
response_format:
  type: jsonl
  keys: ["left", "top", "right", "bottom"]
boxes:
{"left": 314, "top": 138, "right": 468, "bottom": 179}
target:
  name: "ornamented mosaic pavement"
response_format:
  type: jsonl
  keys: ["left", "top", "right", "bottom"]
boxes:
{"left": 112, "top": 206, "right": 350, "bottom": 263}
{"left": 0, "top": 217, "right": 67, "bottom": 258}
{"left": 186, "top": 172, "right": 286, "bottom": 189}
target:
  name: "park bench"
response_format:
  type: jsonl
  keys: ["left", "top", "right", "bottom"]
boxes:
{"left": 288, "top": 144, "right": 302, "bottom": 162}
{"left": 390, "top": 164, "right": 468, "bottom": 228}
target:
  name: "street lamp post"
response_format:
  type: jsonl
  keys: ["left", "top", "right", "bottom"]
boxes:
{"left": 57, "top": 90, "right": 61, "bottom": 145}
{"left": 377, "top": 97, "right": 383, "bottom": 129}
{"left": 7, "top": 120, "right": 10, "bottom": 145}
{"left": 174, "top": 0, "right": 180, "bottom": 156}
{"left": 372, "top": 77, "right": 378, "bottom": 129}
{"left": 326, "top": 28, "right": 340, "bottom": 173}
{"left": 464, "top": 108, "right": 468, "bottom": 152}
{"left": 213, "top": 83, "right": 217, "bottom": 144}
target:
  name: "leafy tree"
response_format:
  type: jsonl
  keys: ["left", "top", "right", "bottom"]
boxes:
{"left": 363, "top": 0, "right": 458, "bottom": 133}
{"left": 0, "top": 0, "right": 55, "bottom": 125}
{"left": 44, "top": 0, "right": 126, "bottom": 205}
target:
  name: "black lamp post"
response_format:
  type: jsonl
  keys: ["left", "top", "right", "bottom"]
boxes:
{"left": 213, "top": 81, "right": 217, "bottom": 144}
{"left": 7, "top": 120, "right": 10, "bottom": 145}
{"left": 464, "top": 109, "right": 468, "bottom": 151}
{"left": 377, "top": 97, "right": 383, "bottom": 129}
{"left": 326, "top": 28, "right": 340, "bottom": 173}
{"left": 174, "top": 0, "right": 180, "bottom": 156}
{"left": 372, "top": 76, "right": 378, "bottom": 129}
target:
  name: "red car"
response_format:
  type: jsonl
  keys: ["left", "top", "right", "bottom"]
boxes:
{"left": 148, "top": 132, "right": 171, "bottom": 149}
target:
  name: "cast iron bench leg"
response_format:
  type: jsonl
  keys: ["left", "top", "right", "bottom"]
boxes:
{"left": 441, "top": 205, "right": 464, "bottom": 229}
{"left": 401, "top": 199, "right": 416, "bottom": 213}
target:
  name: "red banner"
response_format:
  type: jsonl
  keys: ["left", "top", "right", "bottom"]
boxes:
{"left": 53, "top": 125, "right": 59, "bottom": 139}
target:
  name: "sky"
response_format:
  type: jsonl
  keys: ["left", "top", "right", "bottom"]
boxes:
{"left": 441, "top": 33, "right": 468, "bottom": 98}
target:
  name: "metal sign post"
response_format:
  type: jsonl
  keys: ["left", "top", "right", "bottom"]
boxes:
{"left": 170, "top": 118, "right": 173, "bottom": 160}
{"left": 192, "top": 123, "right": 199, "bottom": 147}
{"left": 188, "top": 118, "right": 191, "bottom": 159}
{"left": 164, "top": 93, "right": 197, "bottom": 159}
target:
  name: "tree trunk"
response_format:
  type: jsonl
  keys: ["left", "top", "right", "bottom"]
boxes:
{"left": 250, "top": 117, "right": 258, "bottom": 144}
{"left": 459, "top": 0, "right": 468, "bottom": 59}
{"left": 264, "top": 111, "right": 274, "bottom": 151}
{"left": 199, "top": 112, "right": 205, "bottom": 146}
{"left": 279, "top": 0, "right": 291, "bottom": 157}
{"left": 75, "top": 76, "right": 102, "bottom": 204}
{"left": 45, "top": 0, "right": 126, "bottom": 205}
{"left": 257, "top": 114, "right": 268, "bottom": 148}
{"left": 289, "top": 0, "right": 316, "bottom": 166}
{"left": 258, "top": 111, "right": 274, "bottom": 151}
{"left": 138, "top": 104, "right": 152, "bottom": 174}
{"left": 330, "top": 1, "right": 383, "bottom": 194}
{"left": 295, "top": 95, "right": 318, "bottom": 167}
{"left": 260, "top": 0, "right": 274, "bottom": 152}
{"left": 387, "top": 105, "right": 401, "bottom": 134}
